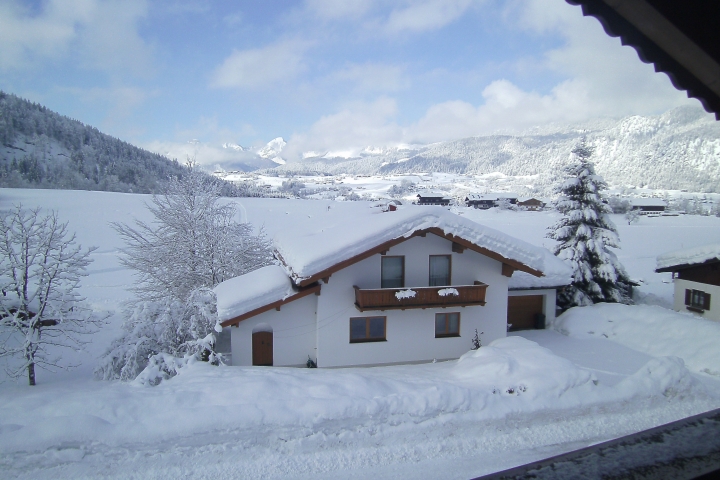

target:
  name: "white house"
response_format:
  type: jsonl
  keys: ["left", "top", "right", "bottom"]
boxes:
{"left": 656, "top": 243, "right": 720, "bottom": 321}
{"left": 214, "top": 205, "right": 570, "bottom": 368}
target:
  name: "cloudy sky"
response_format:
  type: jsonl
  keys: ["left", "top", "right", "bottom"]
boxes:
{"left": 0, "top": 0, "right": 701, "bottom": 166}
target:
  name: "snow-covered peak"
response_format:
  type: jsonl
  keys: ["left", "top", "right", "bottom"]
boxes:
{"left": 258, "top": 137, "right": 287, "bottom": 164}
{"left": 223, "top": 143, "right": 249, "bottom": 151}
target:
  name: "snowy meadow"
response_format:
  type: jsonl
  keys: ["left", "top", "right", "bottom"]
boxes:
{"left": 1, "top": 188, "right": 720, "bottom": 479}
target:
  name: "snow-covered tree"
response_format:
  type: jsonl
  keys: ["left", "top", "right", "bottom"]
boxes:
{"left": 0, "top": 206, "right": 104, "bottom": 385}
{"left": 96, "top": 163, "right": 273, "bottom": 382}
{"left": 547, "top": 140, "right": 634, "bottom": 310}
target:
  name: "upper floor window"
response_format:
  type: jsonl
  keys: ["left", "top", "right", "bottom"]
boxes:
{"left": 381, "top": 256, "right": 404, "bottom": 288}
{"left": 685, "top": 288, "right": 711, "bottom": 311}
{"left": 429, "top": 255, "right": 451, "bottom": 286}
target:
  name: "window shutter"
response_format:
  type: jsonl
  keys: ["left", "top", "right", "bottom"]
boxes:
{"left": 704, "top": 293, "right": 711, "bottom": 310}
{"left": 685, "top": 289, "right": 691, "bottom": 306}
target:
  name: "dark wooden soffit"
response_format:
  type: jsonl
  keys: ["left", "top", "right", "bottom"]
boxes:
{"left": 295, "top": 227, "right": 543, "bottom": 287}
{"left": 655, "top": 258, "right": 720, "bottom": 274}
{"left": 220, "top": 283, "right": 321, "bottom": 327}
{"left": 566, "top": 0, "right": 720, "bottom": 119}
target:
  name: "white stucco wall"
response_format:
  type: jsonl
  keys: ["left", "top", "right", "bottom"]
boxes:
{"left": 673, "top": 279, "right": 720, "bottom": 321}
{"left": 315, "top": 233, "right": 509, "bottom": 367}
{"left": 507, "top": 288, "right": 557, "bottom": 325}
{"left": 230, "top": 294, "right": 318, "bottom": 366}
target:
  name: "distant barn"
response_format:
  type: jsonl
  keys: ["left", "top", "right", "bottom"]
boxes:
{"left": 416, "top": 192, "right": 451, "bottom": 206}
{"left": 465, "top": 193, "right": 519, "bottom": 209}
{"left": 517, "top": 198, "right": 546, "bottom": 211}
{"left": 630, "top": 198, "right": 667, "bottom": 214}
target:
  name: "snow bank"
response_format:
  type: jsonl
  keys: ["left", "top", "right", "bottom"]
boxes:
{"left": 273, "top": 205, "right": 552, "bottom": 284}
{"left": 1, "top": 334, "right": 708, "bottom": 457}
{"left": 454, "top": 337, "right": 598, "bottom": 402}
{"left": 214, "top": 265, "right": 294, "bottom": 322}
{"left": 552, "top": 303, "right": 720, "bottom": 376}
{"left": 656, "top": 242, "right": 720, "bottom": 269}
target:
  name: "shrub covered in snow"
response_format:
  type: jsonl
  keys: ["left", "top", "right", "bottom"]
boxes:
{"left": 97, "top": 164, "right": 273, "bottom": 382}
{"left": 547, "top": 139, "right": 634, "bottom": 310}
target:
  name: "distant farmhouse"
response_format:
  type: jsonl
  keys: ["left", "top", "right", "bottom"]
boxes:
{"left": 416, "top": 192, "right": 451, "bottom": 206}
{"left": 517, "top": 198, "right": 546, "bottom": 211}
{"left": 465, "top": 193, "right": 519, "bottom": 209}
{"left": 656, "top": 244, "right": 720, "bottom": 321}
{"left": 630, "top": 198, "right": 667, "bottom": 214}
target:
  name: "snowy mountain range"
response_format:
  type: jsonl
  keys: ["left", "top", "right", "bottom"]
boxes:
{"left": 268, "top": 106, "right": 720, "bottom": 193}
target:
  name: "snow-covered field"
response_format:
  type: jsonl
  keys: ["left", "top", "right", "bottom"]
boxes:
{"left": 1, "top": 188, "right": 720, "bottom": 479}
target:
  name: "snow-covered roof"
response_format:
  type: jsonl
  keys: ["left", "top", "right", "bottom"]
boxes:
{"left": 417, "top": 191, "right": 450, "bottom": 199}
{"left": 272, "top": 205, "right": 551, "bottom": 286}
{"left": 465, "top": 193, "right": 496, "bottom": 201}
{"left": 465, "top": 193, "right": 519, "bottom": 201}
{"left": 509, "top": 249, "right": 573, "bottom": 290}
{"left": 656, "top": 243, "right": 720, "bottom": 271}
{"left": 630, "top": 198, "right": 667, "bottom": 207}
{"left": 214, "top": 265, "right": 295, "bottom": 323}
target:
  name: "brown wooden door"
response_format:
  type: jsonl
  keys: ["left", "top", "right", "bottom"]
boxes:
{"left": 252, "top": 331, "right": 273, "bottom": 366}
{"left": 507, "top": 295, "right": 544, "bottom": 331}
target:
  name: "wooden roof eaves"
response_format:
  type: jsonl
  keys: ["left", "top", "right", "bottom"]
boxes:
{"left": 655, "top": 258, "right": 720, "bottom": 273}
{"left": 219, "top": 283, "right": 321, "bottom": 327}
{"left": 294, "top": 227, "right": 543, "bottom": 287}
{"left": 566, "top": 0, "right": 720, "bottom": 119}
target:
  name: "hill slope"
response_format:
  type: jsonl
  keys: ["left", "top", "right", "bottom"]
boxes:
{"left": 0, "top": 91, "right": 188, "bottom": 193}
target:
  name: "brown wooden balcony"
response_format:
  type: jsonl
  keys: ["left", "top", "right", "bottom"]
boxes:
{"left": 353, "top": 282, "right": 487, "bottom": 311}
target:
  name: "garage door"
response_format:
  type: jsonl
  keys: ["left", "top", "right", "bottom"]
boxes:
{"left": 507, "top": 295, "right": 544, "bottom": 331}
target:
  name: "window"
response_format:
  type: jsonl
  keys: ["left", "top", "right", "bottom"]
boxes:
{"left": 429, "top": 255, "right": 451, "bottom": 286}
{"left": 685, "top": 289, "right": 711, "bottom": 311}
{"left": 435, "top": 312, "right": 460, "bottom": 338}
{"left": 381, "top": 256, "right": 404, "bottom": 288}
{"left": 350, "top": 316, "right": 387, "bottom": 343}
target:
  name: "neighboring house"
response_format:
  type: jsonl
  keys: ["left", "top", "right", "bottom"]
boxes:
{"left": 630, "top": 198, "right": 667, "bottom": 214}
{"left": 416, "top": 192, "right": 451, "bottom": 206}
{"left": 465, "top": 193, "right": 519, "bottom": 209}
{"left": 656, "top": 243, "right": 720, "bottom": 321}
{"left": 517, "top": 198, "right": 546, "bottom": 211}
{"left": 215, "top": 206, "right": 569, "bottom": 368}
{"left": 465, "top": 194, "right": 496, "bottom": 209}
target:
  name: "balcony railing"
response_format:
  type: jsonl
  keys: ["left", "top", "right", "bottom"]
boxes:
{"left": 353, "top": 282, "right": 487, "bottom": 311}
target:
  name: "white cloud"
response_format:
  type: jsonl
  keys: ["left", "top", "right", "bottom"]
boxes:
{"left": 0, "top": 0, "right": 154, "bottom": 77}
{"left": 304, "top": 0, "right": 374, "bottom": 20}
{"left": 330, "top": 63, "right": 407, "bottom": 93}
{"left": 210, "top": 40, "right": 311, "bottom": 90}
{"left": 384, "top": 0, "right": 475, "bottom": 34}
{"left": 283, "top": 98, "right": 403, "bottom": 160}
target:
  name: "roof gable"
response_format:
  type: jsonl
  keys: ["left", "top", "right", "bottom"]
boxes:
{"left": 656, "top": 243, "right": 720, "bottom": 272}
{"left": 272, "top": 206, "right": 549, "bottom": 287}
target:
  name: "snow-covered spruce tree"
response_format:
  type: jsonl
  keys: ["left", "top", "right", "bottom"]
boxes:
{"left": 96, "top": 163, "right": 273, "bottom": 383}
{"left": 0, "top": 206, "right": 105, "bottom": 385}
{"left": 547, "top": 139, "right": 634, "bottom": 310}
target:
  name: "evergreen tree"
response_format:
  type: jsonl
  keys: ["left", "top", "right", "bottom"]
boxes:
{"left": 547, "top": 139, "right": 634, "bottom": 310}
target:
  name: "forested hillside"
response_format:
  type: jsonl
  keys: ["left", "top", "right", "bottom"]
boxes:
{"left": 0, "top": 91, "right": 254, "bottom": 195}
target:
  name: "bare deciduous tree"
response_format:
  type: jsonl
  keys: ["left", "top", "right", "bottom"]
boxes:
{"left": 0, "top": 205, "right": 104, "bottom": 385}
